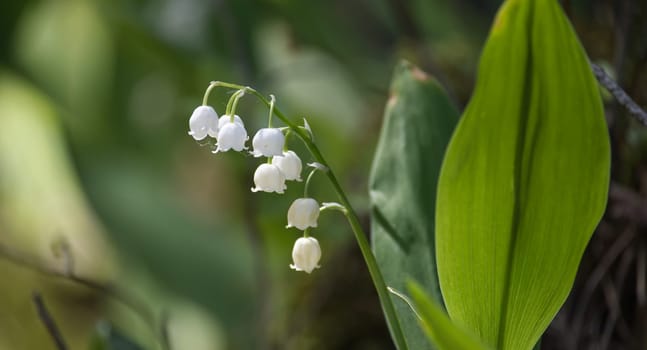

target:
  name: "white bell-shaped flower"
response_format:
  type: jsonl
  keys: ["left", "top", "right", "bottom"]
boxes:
{"left": 215, "top": 119, "right": 248, "bottom": 153}
{"left": 251, "top": 128, "right": 285, "bottom": 157}
{"left": 290, "top": 236, "right": 321, "bottom": 273}
{"left": 272, "top": 151, "right": 302, "bottom": 181}
{"left": 218, "top": 114, "right": 244, "bottom": 130}
{"left": 188, "top": 106, "right": 219, "bottom": 140}
{"left": 287, "top": 198, "right": 320, "bottom": 230}
{"left": 251, "top": 163, "right": 286, "bottom": 193}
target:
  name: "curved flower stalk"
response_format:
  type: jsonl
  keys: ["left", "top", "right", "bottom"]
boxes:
{"left": 189, "top": 81, "right": 408, "bottom": 350}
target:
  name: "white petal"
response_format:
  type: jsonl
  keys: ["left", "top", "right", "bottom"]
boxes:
{"left": 252, "top": 163, "right": 286, "bottom": 193}
{"left": 272, "top": 151, "right": 302, "bottom": 181}
{"left": 218, "top": 114, "right": 244, "bottom": 130}
{"left": 189, "top": 106, "right": 218, "bottom": 141}
{"left": 287, "top": 198, "right": 320, "bottom": 230}
{"left": 291, "top": 237, "right": 321, "bottom": 273}
{"left": 216, "top": 122, "right": 248, "bottom": 152}
{"left": 251, "top": 128, "right": 285, "bottom": 157}
{"left": 207, "top": 115, "right": 219, "bottom": 138}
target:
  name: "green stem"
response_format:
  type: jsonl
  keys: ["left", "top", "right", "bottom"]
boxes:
{"left": 325, "top": 170, "right": 408, "bottom": 350}
{"left": 303, "top": 168, "right": 317, "bottom": 198}
{"left": 202, "top": 82, "right": 218, "bottom": 106}
{"left": 225, "top": 89, "right": 242, "bottom": 116}
{"left": 283, "top": 129, "right": 292, "bottom": 152}
{"left": 268, "top": 95, "right": 276, "bottom": 128}
{"left": 208, "top": 81, "right": 408, "bottom": 350}
{"left": 230, "top": 89, "right": 246, "bottom": 119}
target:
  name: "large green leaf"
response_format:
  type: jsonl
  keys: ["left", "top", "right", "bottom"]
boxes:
{"left": 370, "top": 60, "right": 459, "bottom": 349}
{"left": 436, "top": 1, "right": 610, "bottom": 349}
{"left": 408, "top": 281, "right": 489, "bottom": 350}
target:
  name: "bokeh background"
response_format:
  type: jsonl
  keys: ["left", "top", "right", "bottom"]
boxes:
{"left": 0, "top": 0, "right": 645, "bottom": 349}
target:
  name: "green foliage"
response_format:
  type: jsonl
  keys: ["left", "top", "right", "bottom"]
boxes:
{"left": 370, "top": 61, "right": 459, "bottom": 349}
{"left": 85, "top": 162, "right": 256, "bottom": 336}
{"left": 89, "top": 322, "right": 145, "bottom": 350}
{"left": 435, "top": 0, "right": 610, "bottom": 349}
{"left": 0, "top": 71, "right": 114, "bottom": 274}
{"left": 14, "top": 0, "right": 113, "bottom": 142}
{"left": 408, "top": 281, "right": 489, "bottom": 350}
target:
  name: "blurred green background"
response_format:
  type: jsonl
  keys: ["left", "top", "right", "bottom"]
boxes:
{"left": 0, "top": 0, "right": 645, "bottom": 349}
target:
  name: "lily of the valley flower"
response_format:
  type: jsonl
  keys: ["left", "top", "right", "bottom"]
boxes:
{"left": 251, "top": 163, "right": 286, "bottom": 193}
{"left": 215, "top": 117, "right": 248, "bottom": 153}
{"left": 290, "top": 236, "right": 321, "bottom": 273}
{"left": 287, "top": 198, "right": 320, "bottom": 230}
{"left": 251, "top": 128, "right": 285, "bottom": 157}
{"left": 218, "top": 114, "right": 244, "bottom": 129}
{"left": 272, "top": 151, "right": 302, "bottom": 181}
{"left": 188, "top": 106, "right": 219, "bottom": 140}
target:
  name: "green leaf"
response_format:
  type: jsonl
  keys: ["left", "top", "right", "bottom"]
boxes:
{"left": 407, "top": 281, "right": 489, "bottom": 350}
{"left": 436, "top": 1, "right": 610, "bottom": 349}
{"left": 370, "top": 60, "right": 459, "bottom": 349}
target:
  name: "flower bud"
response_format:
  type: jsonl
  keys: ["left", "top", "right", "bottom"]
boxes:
{"left": 214, "top": 120, "right": 248, "bottom": 153}
{"left": 287, "top": 198, "right": 320, "bottom": 230}
{"left": 218, "top": 114, "right": 244, "bottom": 130}
{"left": 290, "top": 237, "right": 321, "bottom": 273}
{"left": 188, "top": 106, "right": 219, "bottom": 140}
{"left": 272, "top": 151, "right": 302, "bottom": 181}
{"left": 251, "top": 163, "right": 287, "bottom": 193}
{"left": 251, "top": 128, "right": 285, "bottom": 157}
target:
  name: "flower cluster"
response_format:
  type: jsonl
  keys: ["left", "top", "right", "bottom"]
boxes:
{"left": 189, "top": 84, "right": 336, "bottom": 274}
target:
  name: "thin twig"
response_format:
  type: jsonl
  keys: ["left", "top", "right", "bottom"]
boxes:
{"left": 609, "top": 182, "right": 647, "bottom": 225}
{"left": 591, "top": 63, "right": 647, "bottom": 126}
{"left": 637, "top": 245, "right": 647, "bottom": 307}
{"left": 599, "top": 278, "right": 621, "bottom": 349}
{"left": 570, "top": 226, "right": 635, "bottom": 345}
{"left": 0, "top": 242, "right": 171, "bottom": 350}
{"left": 612, "top": 248, "right": 635, "bottom": 343}
{"left": 0, "top": 242, "right": 152, "bottom": 323}
{"left": 33, "top": 292, "right": 68, "bottom": 350}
